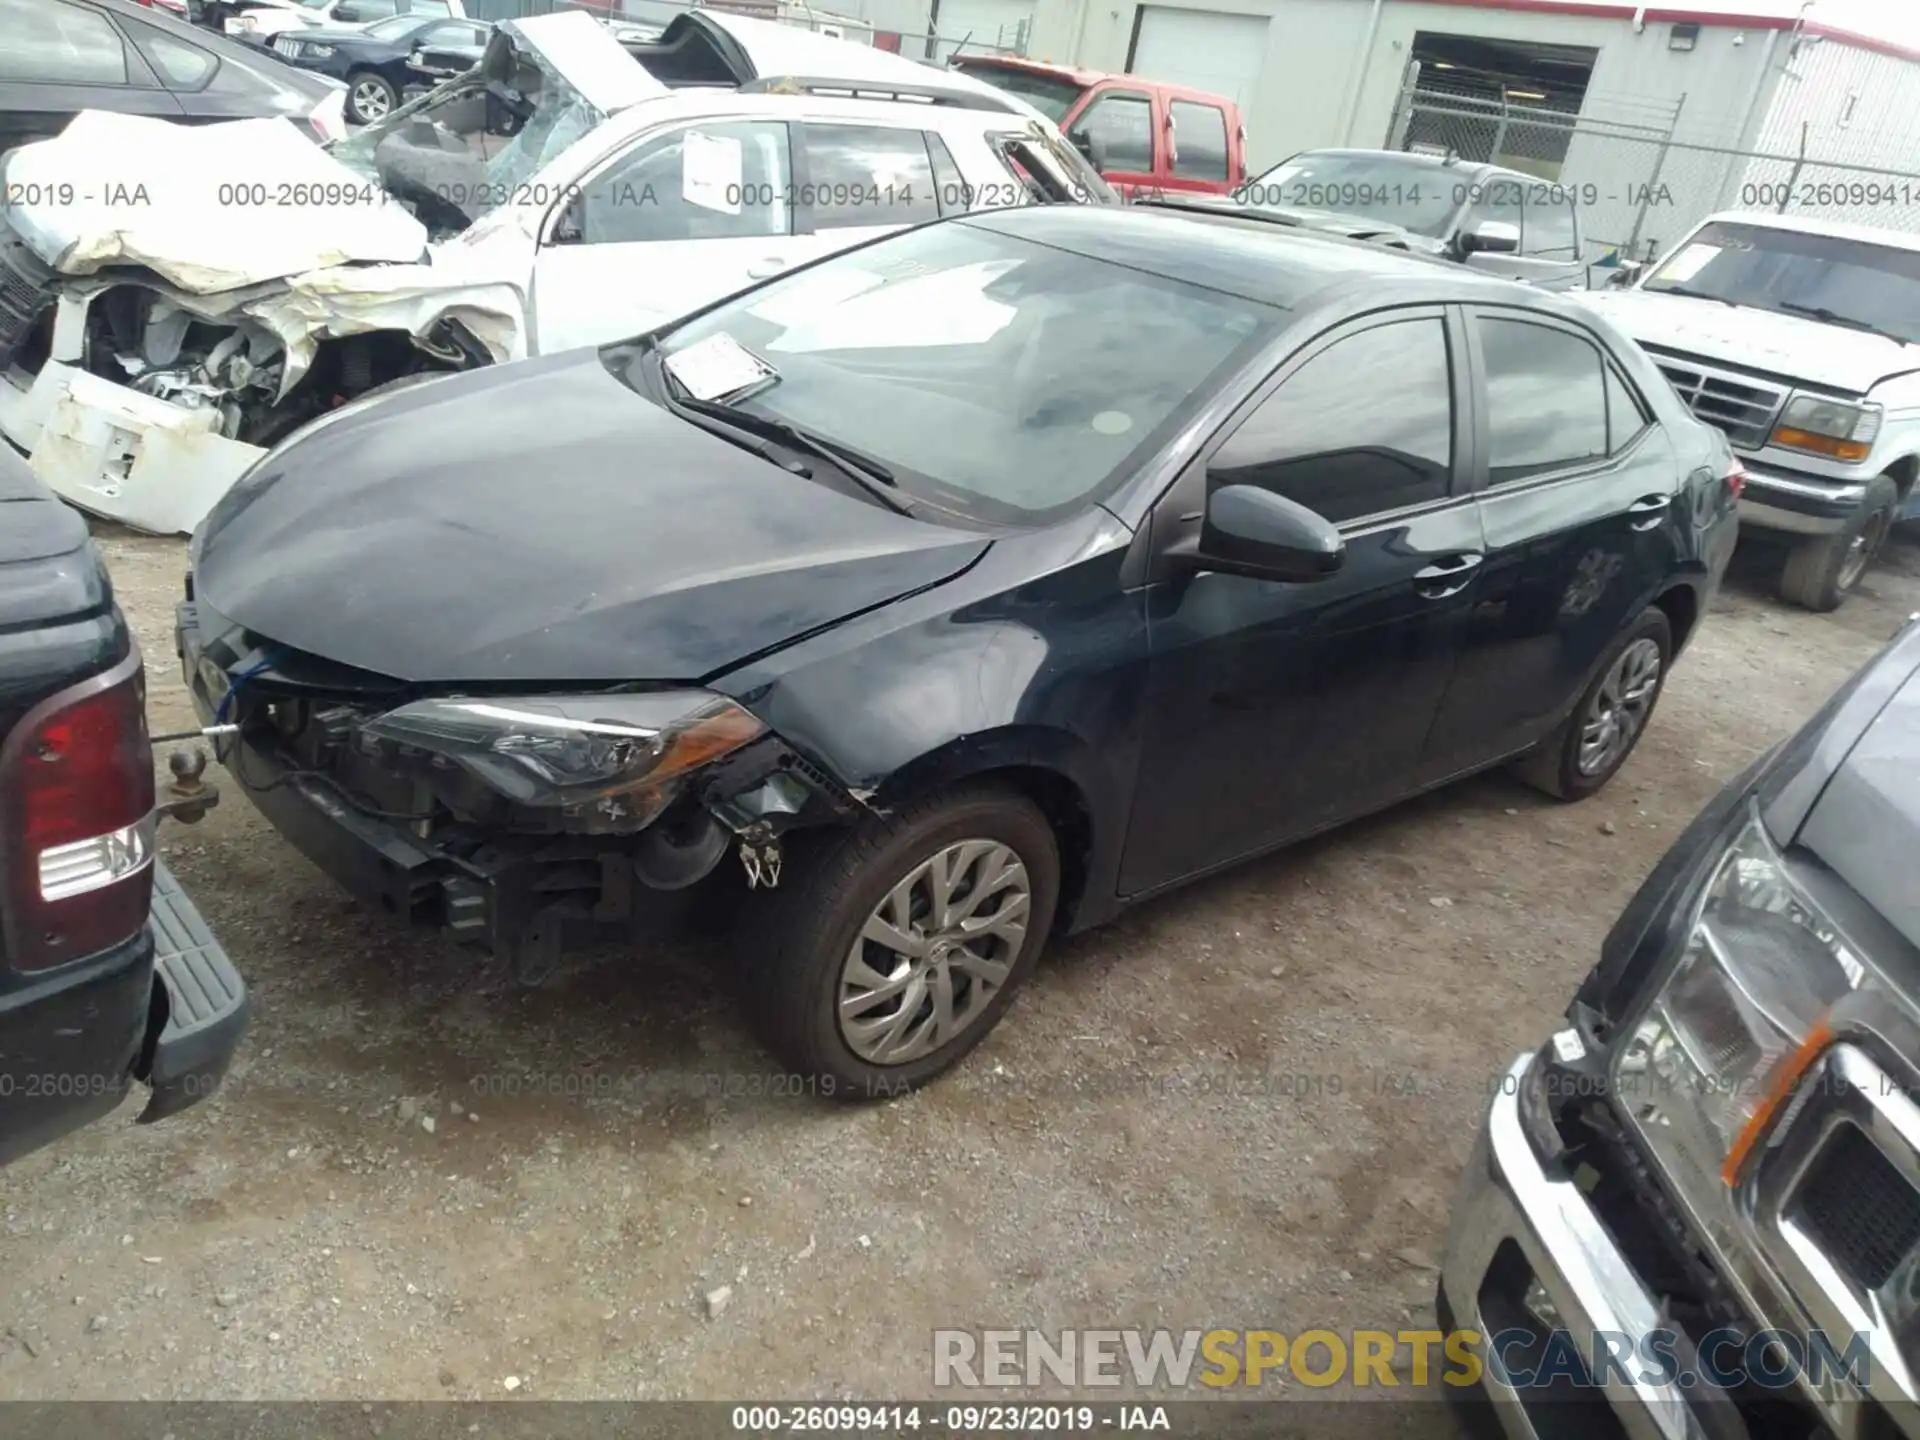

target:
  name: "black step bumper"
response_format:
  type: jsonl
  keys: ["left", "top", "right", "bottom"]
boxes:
{"left": 137, "top": 859, "right": 249, "bottom": 1123}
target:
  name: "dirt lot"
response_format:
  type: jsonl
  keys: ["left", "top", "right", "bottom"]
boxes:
{"left": 3, "top": 526, "right": 1918, "bottom": 1414}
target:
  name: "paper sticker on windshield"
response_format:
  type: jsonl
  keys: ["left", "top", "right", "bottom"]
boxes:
{"left": 682, "top": 130, "right": 742, "bottom": 216}
{"left": 664, "top": 333, "right": 777, "bottom": 401}
{"left": 1658, "top": 242, "right": 1721, "bottom": 284}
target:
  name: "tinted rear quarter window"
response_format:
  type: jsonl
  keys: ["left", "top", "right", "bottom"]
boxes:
{"left": 1211, "top": 317, "right": 1454, "bottom": 524}
{"left": 1479, "top": 316, "right": 1608, "bottom": 482}
{"left": 1606, "top": 365, "right": 1649, "bottom": 452}
{"left": 1170, "top": 100, "right": 1229, "bottom": 181}
{"left": 123, "top": 17, "right": 217, "bottom": 89}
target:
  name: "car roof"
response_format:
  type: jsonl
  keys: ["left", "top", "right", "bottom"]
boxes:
{"left": 961, "top": 203, "right": 1580, "bottom": 313}
{"left": 1691, "top": 209, "right": 1920, "bottom": 253}
{"left": 694, "top": 11, "right": 1038, "bottom": 116}
{"left": 1271, "top": 147, "right": 1513, "bottom": 181}
{"left": 951, "top": 55, "right": 1109, "bottom": 87}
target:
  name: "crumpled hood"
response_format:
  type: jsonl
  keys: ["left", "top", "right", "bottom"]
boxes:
{"left": 0, "top": 110, "right": 430, "bottom": 291}
{"left": 1576, "top": 287, "right": 1920, "bottom": 393}
{"left": 191, "top": 349, "right": 989, "bottom": 684}
{"left": 1795, "top": 650, "right": 1920, "bottom": 954}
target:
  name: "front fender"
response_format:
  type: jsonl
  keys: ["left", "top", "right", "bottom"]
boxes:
{"left": 713, "top": 528, "right": 1150, "bottom": 931}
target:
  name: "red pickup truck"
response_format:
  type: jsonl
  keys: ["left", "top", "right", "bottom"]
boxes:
{"left": 948, "top": 55, "right": 1247, "bottom": 197}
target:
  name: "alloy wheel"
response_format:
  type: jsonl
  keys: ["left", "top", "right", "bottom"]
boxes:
{"left": 838, "top": 839, "right": 1031, "bottom": 1066}
{"left": 351, "top": 79, "right": 392, "bottom": 121}
{"left": 1577, "top": 637, "right": 1663, "bottom": 777}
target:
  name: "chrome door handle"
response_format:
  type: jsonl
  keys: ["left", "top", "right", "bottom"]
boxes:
{"left": 746, "top": 257, "right": 790, "bottom": 279}
{"left": 1413, "top": 551, "right": 1484, "bottom": 598}
{"left": 1627, "top": 493, "right": 1672, "bottom": 531}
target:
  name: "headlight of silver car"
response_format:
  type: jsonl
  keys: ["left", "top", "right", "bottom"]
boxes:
{"left": 1771, "top": 394, "right": 1882, "bottom": 463}
{"left": 363, "top": 691, "right": 764, "bottom": 831}
{"left": 1613, "top": 807, "right": 1869, "bottom": 1195}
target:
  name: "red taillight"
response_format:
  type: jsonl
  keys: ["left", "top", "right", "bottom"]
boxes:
{"left": 1725, "top": 463, "right": 1749, "bottom": 499}
{"left": 2, "top": 652, "right": 155, "bottom": 972}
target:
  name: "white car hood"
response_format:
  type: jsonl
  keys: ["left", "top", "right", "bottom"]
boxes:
{"left": 0, "top": 10, "right": 664, "bottom": 297}
{"left": 1577, "top": 287, "right": 1920, "bottom": 394}
{"left": 1, "top": 110, "right": 430, "bottom": 292}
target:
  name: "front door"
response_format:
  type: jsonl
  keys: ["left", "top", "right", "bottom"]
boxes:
{"left": 1063, "top": 85, "right": 1158, "bottom": 198}
{"left": 1422, "top": 305, "right": 1684, "bottom": 776}
{"left": 1119, "top": 308, "right": 1487, "bottom": 895}
{"left": 529, "top": 119, "right": 799, "bottom": 354}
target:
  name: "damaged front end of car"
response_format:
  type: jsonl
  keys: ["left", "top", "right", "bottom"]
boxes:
{"left": 0, "top": 12, "right": 658, "bottom": 535}
{"left": 178, "top": 600, "right": 862, "bottom": 984}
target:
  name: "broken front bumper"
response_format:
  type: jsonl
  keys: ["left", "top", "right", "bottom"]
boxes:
{"left": 1, "top": 361, "right": 265, "bottom": 537}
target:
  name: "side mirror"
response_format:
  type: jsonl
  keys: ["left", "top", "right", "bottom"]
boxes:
{"left": 1186, "top": 483, "right": 1344, "bottom": 583}
{"left": 1068, "top": 127, "right": 1107, "bottom": 172}
{"left": 1607, "top": 260, "right": 1645, "bottom": 289}
{"left": 1458, "top": 219, "right": 1520, "bottom": 256}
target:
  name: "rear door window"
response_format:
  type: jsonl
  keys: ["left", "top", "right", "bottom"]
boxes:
{"left": 799, "top": 124, "right": 940, "bottom": 230}
{"left": 1076, "top": 91, "right": 1155, "bottom": 172}
{"left": 0, "top": 0, "right": 131, "bottom": 85}
{"left": 1606, "top": 365, "right": 1650, "bottom": 452}
{"left": 1170, "top": 100, "right": 1229, "bottom": 182}
{"left": 1478, "top": 315, "right": 1609, "bottom": 483}
{"left": 578, "top": 121, "right": 793, "bottom": 244}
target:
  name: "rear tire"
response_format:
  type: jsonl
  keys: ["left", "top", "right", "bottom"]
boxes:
{"left": 345, "top": 71, "right": 399, "bottom": 126}
{"left": 1515, "top": 607, "right": 1672, "bottom": 801}
{"left": 1778, "top": 477, "right": 1898, "bottom": 612}
{"left": 737, "top": 784, "right": 1060, "bottom": 1099}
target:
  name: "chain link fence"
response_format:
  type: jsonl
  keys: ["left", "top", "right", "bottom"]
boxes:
{"left": 1388, "top": 83, "right": 1920, "bottom": 263}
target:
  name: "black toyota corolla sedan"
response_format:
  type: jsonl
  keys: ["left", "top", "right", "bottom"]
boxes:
{"left": 176, "top": 205, "right": 1743, "bottom": 1095}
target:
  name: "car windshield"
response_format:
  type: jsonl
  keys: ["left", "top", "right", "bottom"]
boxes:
{"left": 330, "top": 33, "right": 599, "bottom": 236}
{"left": 1239, "top": 152, "right": 1461, "bottom": 237}
{"left": 1642, "top": 220, "right": 1920, "bottom": 345}
{"left": 642, "top": 221, "right": 1279, "bottom": 525}
{"left": 952, "top": 62, "right": 1085, "bottom": 124}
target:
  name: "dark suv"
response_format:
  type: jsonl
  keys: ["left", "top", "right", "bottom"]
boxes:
{"left": 1, "top": 451, "right": 246, "bottom": 1166}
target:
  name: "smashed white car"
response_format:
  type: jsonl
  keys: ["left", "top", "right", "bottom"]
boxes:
{"left": 0, "top": 8, "right": 1109, "bottom": 534}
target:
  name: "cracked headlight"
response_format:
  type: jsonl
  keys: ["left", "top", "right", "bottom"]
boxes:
{"left": 363, "top": 691, "right": 764, "bottom": 830}
{"left": 1772, "top": 394, "right": 1882, "bottom": 462}
{"left": 1613, "top": 808, "right": 1869, "bottom": 1193}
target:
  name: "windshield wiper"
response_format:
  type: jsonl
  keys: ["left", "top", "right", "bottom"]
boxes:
{"left": 1654, "top": 284, "right": 1741, "bottom": 308}
{"left": 663, "top": 381, "right": 911, "bottom": 515}
{"left": 1775, "top": 300, "right": 1908, "bottom": 343}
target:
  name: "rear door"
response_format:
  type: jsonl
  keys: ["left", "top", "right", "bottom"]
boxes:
{"left": 0, "top": 0, "right": 186, "bottom": 153}
{"left": 1421, "top": 306, "right": 1683, "bottom": 776}
{"left": 529, "top": 119, "right": 799, "bottom": 353}
{"left": 1163, "top": 95, "right": 1235, "bottom": 195}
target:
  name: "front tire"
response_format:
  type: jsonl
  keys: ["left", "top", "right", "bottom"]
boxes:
{"left": 738, "top": 784, "right": 1060, "bottom": 1098}
{"left": 1778, "top": 476, "right": 1899, "bottom": 612}
{"left": 1516, "top": 607, "right": 1672, "bottom": 801}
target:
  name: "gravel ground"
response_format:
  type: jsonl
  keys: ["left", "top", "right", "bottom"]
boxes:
{"left": 3, "top": 525, "right": 1917, "bottom": 1416}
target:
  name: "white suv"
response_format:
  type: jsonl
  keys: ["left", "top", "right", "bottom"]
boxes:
{"left": 0, "top": 9, "right": 1111, "bottom": 534}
